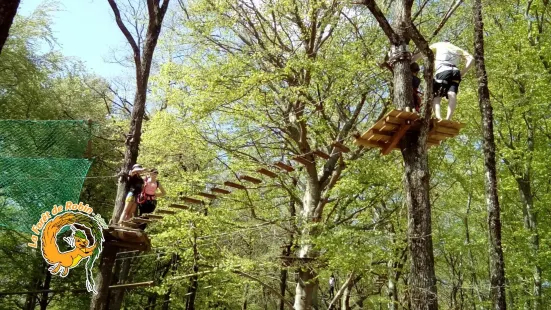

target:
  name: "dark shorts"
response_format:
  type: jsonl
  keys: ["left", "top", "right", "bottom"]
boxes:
{"left": 138, "top": 199, "right": 157, "bottom": 215}
{"left": 433, "top": 70, "right": 461, "bottom": 98}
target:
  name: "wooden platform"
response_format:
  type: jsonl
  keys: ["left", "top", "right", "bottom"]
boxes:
{"left": 354, "top": 109, "right": 464, "bottom": 155}
{"left": 104, "top": 225, "right": 151, "bottom": 251}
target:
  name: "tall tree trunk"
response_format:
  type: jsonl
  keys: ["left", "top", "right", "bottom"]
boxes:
{"left": 340, "top": 275, "right": 359, "bottom": 310}
{"left": 38, "top": 271, "right": 51, "bottom": 310}
{"left": 161, "top": 288, "right": 172, "bottom": 310}
{"left": 90, "top": 244, "right": 117, "bottom": 310}
{"left": 363, "top": 1, "right": 438, "bottom": 308}
{"left": 473, "top": 1, "right": 507, "bottom": 309}
{"left": 293, "top": 179, "right": 321, "bottom": 310}
{"left": 523, "top": 3, "right": 545, "bottom": 306}
{"left": 517, "top": 175, "right": 540, "bottom": 310}
{"left": 185, "top": 229, "right": 199, "bottom": 310}
{"left": 24, "top": 260, "right": 48, "bottom": 310}
{"left": 0, "top": 0, "right": 19, "bottom": 55}
{"left": 242, "top": 284, "right": 249, "bottom": 310}
{"left": 161, "top": 254, "right": 180, "bottom": 310}
{"left": 146, "top": 254, "right": 170, "bottom": 309}
{"left": 464, "top": 193, "right": 483, "bottom": 309}
{"left": 280, "top": 237, "right": 293, "bottom": 310}
{"left": 511, "top": 111, "right": 540, "bottom": 310}
{"left": 110, "top": 256, "right": 135, "bottom": 310}
{"left": 91, "top": 2, "right": 170, "bottom": 309}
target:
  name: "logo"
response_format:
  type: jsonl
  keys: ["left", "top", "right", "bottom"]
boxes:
{"left": 27, "top": 202, "right": 107, "bottom": 293}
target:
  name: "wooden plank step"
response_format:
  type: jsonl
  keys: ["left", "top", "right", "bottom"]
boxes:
{"left": 107, "top": 228, "right": 149, "bottom": 243}
{"left": 211, "top": 187, "right": 231, "bottom": 194}
{"left": 313, "top": 150, "right": 330, "bottom": 159}
{"left": 131, "top": 217, "right": 153, "bottom": 224}
{"left": 120, "top": 221, "right": 141, "bottom": 228}
{"left": 274, "top": 161, "right": 295, "bottom": 172}
{"left": 385, "top": 116, "right": 404, "bottom": 125}
{"left": 354, "top": 138, "right": 393, "bottom": 149}
{"left": 169, "top": 204, "right": 189, "bottom": 210}
{"left": 257, "top": 168, "right": 277, "bottom": 178}
{"left": 391, "top": 110, "right": 419, "bottom": 121}
{"left": 378, "top": 122, "right": 399, "bottom": 132}
{"left": 434, "top": 126, "right": 460, "bottom": 135}
{"left": 332, "top": 141, "right": 350, "bottom": 153}
{"left": 144, "top": 214, "right": 164, "bottom": 220}
{"left": 437, "top": 119, "right": 466, "bottom": 129}
{"left": 182, "top": 196, "right": 204, "bottom": 205}
{"left": 224, "top": 181, "right": 247, "bottom": 190}
{"left": 156, "top": 210, "right": 176, "bottom": 215}
{"left": 198, "top": 192, "right": 217, "bottom": 199}
{"left": 292, "top": 156, "right": 311, "bottom": 166}
{"left": 239, "top": 175, "right": 262, "bottom": 184}
{"left": 104, "top": 238, "right": 150, "bottom": 251}
{"left": 365, "top": 129, "right": 392, "bottom": 142}
{"left": 382, "top": 122, "right": 411, "bottom": 155}
{"left": 107, "top": 225, "right": 142, "bottom": 233}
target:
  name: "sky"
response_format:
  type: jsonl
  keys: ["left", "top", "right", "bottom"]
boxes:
{"left": 18, "top": 0, "right": 128, "bottom": 79}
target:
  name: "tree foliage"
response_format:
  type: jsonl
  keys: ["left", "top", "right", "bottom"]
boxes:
{"left": 4, "top": 0, "right": 551, "bottom": 309}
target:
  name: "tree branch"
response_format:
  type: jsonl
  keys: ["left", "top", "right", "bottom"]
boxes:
{"left": 107, "top": 0, "right": 142, "bottom": 73}
{"left": 360, "top": 0, "right": 401, "bottom": 44}
{"left": 428, "top": 0, "right": 464, "bottom": 41}
{"left": 412, "top": 0, "right": 431, "bottom": 22}
{"left": 232, "top": 270, "right": 294, "bottom": 309}
{"left": 328, "top": 272, "right": 355, "bottom": 309}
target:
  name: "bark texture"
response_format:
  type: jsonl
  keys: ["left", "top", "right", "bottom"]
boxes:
{"left": 185, "top": 228, "right": 199, "bottom": 310}
{"left": 363, "top": 0, "right": 438, "bottom": 308}
{"left": 89, "top": 245, "right": 117, "bottom": 310}
{"left": 0, "top": 0, "right": 19, "bottom": 55}
{"left": 109, "top": 0, "right": 170, "bottom": 224}
{"left": 90, "top": 2, "right": 170, "bottom": 309}
{"left": 473, "top": 0, "right": 507, "bottom": 309}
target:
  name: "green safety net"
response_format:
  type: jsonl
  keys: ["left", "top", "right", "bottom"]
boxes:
{"left": 0, "top": 120, "right": 93, "bottom": 232}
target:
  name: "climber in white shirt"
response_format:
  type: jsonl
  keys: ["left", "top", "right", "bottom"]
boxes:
{"left": 412, "top": 40, "right": 474, "bottom": 120}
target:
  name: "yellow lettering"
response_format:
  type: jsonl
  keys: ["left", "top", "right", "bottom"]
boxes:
{"left": 27, "top": 235, "right": 38, "bottom": 248}
{"left": 31, "top": 225, "right": 39, "bottom": 235}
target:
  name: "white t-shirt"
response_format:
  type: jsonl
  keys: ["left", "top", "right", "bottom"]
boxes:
{"left": 329, "top": 277, "right": 335, "bottom": 286}
{"left": 430, "top": 42, "right": 472, "bottom": 74}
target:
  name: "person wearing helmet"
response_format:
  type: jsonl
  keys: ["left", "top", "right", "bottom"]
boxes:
{"left": 412, "top": 40, "right": 474, "bottom": 120}
{"left": 119, "top": 164, "right": 145, "bottom": 224}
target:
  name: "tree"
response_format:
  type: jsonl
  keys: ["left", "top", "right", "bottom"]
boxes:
{"left": 0, "top": 0, "right": 19, "bottom": 54}
{"left": 168, "top": 0, "right": 396, "bottom": 307}
{"left": 361, "top": 1, "right": 438, "bottom": 308}
{"left": 472, "top": 0, "right": 507, "bottom": 308}
{"left": 90, "top": 1, "right": 170, "bottom": 309}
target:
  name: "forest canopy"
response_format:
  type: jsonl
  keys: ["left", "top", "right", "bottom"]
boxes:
{"left": 1, "top": 0, "right": 551, "bottom": 309}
